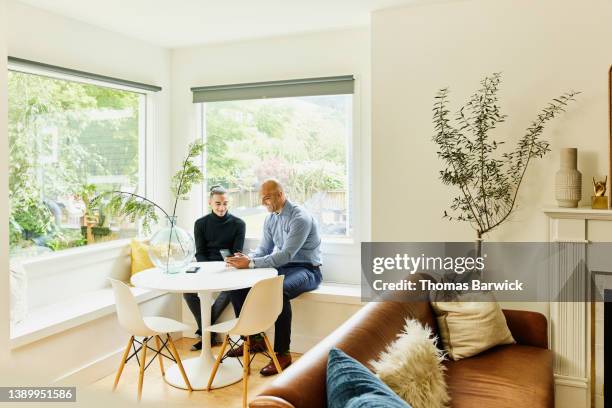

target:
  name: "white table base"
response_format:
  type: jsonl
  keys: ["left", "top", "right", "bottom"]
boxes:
{"left": 164, "top": 354, "right": 243, "bottom": 390}
{"left": 164, "top": 291, "right": 243, "bottom": 390}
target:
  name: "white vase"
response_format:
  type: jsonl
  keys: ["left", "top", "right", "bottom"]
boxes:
{"left": 555, "top": 148, "right": 582, "bottom": 208}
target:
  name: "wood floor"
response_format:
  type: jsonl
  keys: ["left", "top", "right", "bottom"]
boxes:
{"left": 89, "top": 337, "right": 300, "bottom": 407}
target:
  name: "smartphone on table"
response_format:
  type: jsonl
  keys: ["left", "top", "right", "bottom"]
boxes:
{"left": 185, "top": 266, "right": 200, "bottom": 273}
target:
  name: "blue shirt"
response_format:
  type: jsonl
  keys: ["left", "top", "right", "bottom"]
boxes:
{"left": 251, "top": 200, "right": 322, "bottom": 268}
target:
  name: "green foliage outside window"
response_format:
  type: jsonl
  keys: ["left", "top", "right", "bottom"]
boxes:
{"left": 205, "top": 96, "right": 350, "bottom": 236}
{"left": 8, "top": 70, "right": 142, "bottom": 256}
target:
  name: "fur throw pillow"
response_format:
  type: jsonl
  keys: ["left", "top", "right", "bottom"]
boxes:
{"left": 370, "top": 319, "right": 449, "bottom": 408}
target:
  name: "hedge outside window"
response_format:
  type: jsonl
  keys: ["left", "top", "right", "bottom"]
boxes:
{"left": 8, "top": 70, "right": 146, "bottom": 258}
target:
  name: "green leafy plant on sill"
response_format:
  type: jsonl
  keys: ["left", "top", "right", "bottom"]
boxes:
{"left": 432, "top": 73, "right": 579, "bottom": 241}
{"left": 90, "top": 140, "right": 205, "bottom": 233}
{"left": 47, "top": 229, "right": 87, "bottom": 251}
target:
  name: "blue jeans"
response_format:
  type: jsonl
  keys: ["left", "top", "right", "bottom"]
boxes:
{"left": 229, "top": 263, "right": 322, "bottom": 353}
{"left": 183, "top": 291, "right": 231, "bottom": 343}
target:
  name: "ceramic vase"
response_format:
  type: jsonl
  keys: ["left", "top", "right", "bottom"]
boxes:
{"left": 555, "top": 148, "right": 582, "bottom": 208}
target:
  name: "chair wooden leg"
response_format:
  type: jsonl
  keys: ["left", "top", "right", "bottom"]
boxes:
{"left": 155, "top": 335, "right": 165, "bottom": 376}
{"left": 167, "top": 334, "right": 193, "bottom": 392}
{"left": 113, "top": 336, "right": 134, "bottom": 391}
{"left": 242, "top": 337, "right": 250, "bottom": 408}
{"left": 262, "top": 333, "right": 283, "bottom": 374}
{"left": 207, "top": 334, "right": 229, "bottom": 391}
{"left": 246, "top": 336, "right": 251, "bottom": 375}
{"left": 137, "top": 337, "right": 148, "bottom": 402}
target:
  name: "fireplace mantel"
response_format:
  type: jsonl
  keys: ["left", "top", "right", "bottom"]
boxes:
{"left": 544, "top": 207, "right": 608, "bottom": 408}
{"left": 544, "top": 207, "right": 612, "bottom": 221}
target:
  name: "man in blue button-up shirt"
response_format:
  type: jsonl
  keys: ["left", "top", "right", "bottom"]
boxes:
{"left": 226, "top": 179, "right": 322, "bottom": 375}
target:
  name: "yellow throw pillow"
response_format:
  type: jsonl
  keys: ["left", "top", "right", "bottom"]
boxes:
{"left": 130, "top": 239, "right": 154, "bottom": 275}
{"left": 432, "top": 293, "right": 515, "bottom": 360}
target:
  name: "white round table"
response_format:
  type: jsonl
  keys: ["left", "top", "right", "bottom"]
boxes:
{"left": 131, "top": 262, "right": 277, "bottom": 390}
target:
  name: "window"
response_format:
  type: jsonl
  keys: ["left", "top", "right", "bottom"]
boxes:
{"left": 201, "top": 93, "right": 353, "bottom": 238}
{"left": 8, "top": 69, "right": 146, "bottom": 258}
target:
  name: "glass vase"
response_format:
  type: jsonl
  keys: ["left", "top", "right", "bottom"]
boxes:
{"left": 148, "top": 216, "right": 195, "bottom": 274}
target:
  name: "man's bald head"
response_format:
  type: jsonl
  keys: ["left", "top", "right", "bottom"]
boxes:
{"left": 261, "top": 179, "right": 284, "bottom": 194}
{"left": 260, "top": 179, "right": 286, "bottom": 213}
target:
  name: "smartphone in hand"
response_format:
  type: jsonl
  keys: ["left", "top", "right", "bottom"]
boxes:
{"left": 220, "top": 249, "right": 231, "bottom": 260}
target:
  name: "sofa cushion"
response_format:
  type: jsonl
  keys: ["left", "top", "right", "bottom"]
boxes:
{"left": 432, "top": 297, "right": 515, "bottom": 360}
{"left": 327, "top": 348, "right": 411, "bottom": 408}
{"left": 370, "top": 319, "right": 449, "bottom": 408}
{"left": 444, "top": 344, "right": 554, "bottom": 408}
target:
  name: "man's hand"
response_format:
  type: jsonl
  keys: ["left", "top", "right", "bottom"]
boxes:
{"left": 226, "top": 252, "right": 251, "bottom": 269}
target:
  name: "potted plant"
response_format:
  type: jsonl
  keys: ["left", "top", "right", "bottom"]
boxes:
{"left": 432, "top": 73, "right": 579, "bottom": 254}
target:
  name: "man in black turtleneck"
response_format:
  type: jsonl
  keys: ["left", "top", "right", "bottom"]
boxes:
{"left": 183, "top": 185, "right": 246, "bottom": 350}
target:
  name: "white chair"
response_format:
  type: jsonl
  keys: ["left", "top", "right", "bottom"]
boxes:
{"left": 109, "top": 278, "right": 193, "bottom": 401}
{"left": 205, "top": 275, "right": 285, "bottom": 408}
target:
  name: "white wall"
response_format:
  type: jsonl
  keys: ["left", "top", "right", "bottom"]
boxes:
{"left": 371, "top": 0, "right": 611, "bottom": 243}
{"left": 4, "top": 0, "right": 178, "bottom": 383}
{"left": 171, "top": 28, "right": 371, "bottom": 283}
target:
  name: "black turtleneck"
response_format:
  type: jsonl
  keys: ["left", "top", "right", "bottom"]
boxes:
{"left": 194, "top": 212, "right": 246, "bottom": 262}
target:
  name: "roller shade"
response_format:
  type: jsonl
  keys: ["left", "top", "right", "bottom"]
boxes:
{"left": 8, "top": 56, "right": 162, "bottom": 92}
{"left": 191, "top": 75, "right": 354, "bottom": 103}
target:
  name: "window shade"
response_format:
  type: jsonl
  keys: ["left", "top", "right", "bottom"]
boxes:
{"left": 191, "top": 75, "right": 354, "bottom": 103}
{"left": 8, "top": 56, "right": 162, "bottom": 92}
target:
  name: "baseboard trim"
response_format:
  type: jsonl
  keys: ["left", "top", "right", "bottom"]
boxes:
{"left": 54, "top": 346, "right": 124, "bottom": 385}
{"left": 554, "top": 375, "right": 590, "bottom": 408}
{"left": 53, "top": 333, "right": 183, "bottom": 385}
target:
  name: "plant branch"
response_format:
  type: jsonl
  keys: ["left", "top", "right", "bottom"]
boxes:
{"left": 434, "top": 92, "right": 485, "bottom": 233}
{"left": 95, "top": 190, "right": 170, "bottom": 220}
{"left": 171, "top": 154, "right": 191, "bottom": 219}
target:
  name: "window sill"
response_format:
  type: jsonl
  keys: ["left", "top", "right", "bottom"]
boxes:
{"left": 10, "top": 286, "right": 166, "bottom": 350}
{"left": 16, "top": 238, "right": 132, "bottom": 267}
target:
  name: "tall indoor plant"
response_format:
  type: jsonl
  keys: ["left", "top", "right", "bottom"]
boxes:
{"left": 92, "top": 141, "right": 205, "bottom": 273}
{"left": 432, "top": 73, "right": 579, "bottom": 250}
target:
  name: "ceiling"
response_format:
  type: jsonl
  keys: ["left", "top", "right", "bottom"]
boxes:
{"left": 19, "top": 0, "right": 415, "bottom": 48}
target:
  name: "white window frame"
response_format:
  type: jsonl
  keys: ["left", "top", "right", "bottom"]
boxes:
{"left": 7, "top": 63, "right": 156, "bottom": 261}
{"left": 196, "top": 76, "right": 367, "bottom": 284}
{"left": 7, "top": 64, "right": 166, "bottom": 347}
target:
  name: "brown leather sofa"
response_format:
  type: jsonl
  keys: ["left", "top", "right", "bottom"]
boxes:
{"left": 250, "top": 301, "right": 554, "bottom": 408}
